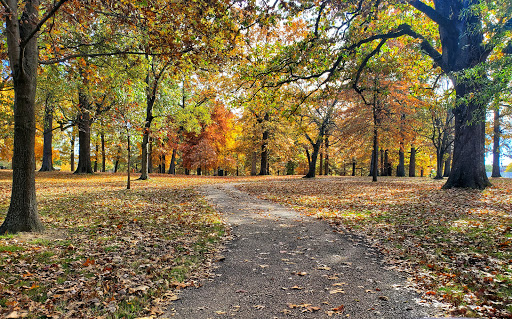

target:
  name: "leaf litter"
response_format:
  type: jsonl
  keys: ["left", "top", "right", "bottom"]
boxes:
{"left": 239, "top": 176, "right": 512, "bottom": 319}
{"left": 0, "top": 172, "right": 229, "bottom": 318}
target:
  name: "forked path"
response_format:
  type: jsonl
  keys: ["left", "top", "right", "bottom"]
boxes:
{"left": 167, "top": 184, "right": 440, "bottom": 318}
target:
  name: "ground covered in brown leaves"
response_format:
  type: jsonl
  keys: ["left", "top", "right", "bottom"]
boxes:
{"left": 239, "top": 176, "right": 512, "bottom": 319}
{"left": 0, "top": 172, "right": 233, "bottom": 319}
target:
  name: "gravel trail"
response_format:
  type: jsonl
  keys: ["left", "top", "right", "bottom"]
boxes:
{"left": 166, "top": 183, "right": 441, "bottom": 318}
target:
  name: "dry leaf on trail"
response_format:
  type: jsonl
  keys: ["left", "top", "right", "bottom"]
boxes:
{"left": 303, "top": 306, "right": 321, "bottom": 312}
{"left": 253, "top": 305, "right": 265, "bottom": 310}
{"left": 317, "top": 266, "right": 331, "bottom": 270}
{"left": 329, "top": 289, "right": 345, "bottom": 294}
{"left": 332, "top": 305, "right": 345, "bottom": 312}
{"left": 290, "top": 285, "right": 304, "bottom": 290}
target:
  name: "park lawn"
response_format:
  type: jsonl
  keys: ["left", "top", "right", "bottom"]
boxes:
{"left": 239, "top": 176, "right": 512, "bottom": 319}
{"left": 0, "top": 171, "right": 233, "bottom": 319}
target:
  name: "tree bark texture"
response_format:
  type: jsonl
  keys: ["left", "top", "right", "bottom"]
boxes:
{"left": 259, "top": 130, "right": 269, "bottom": 175}
{"left": 443, "top": 82, "right": 490, "bottom": 189}
{"left": 168, "top": 148, "right": 176, "bottom": 174}
{"left": 443, "top": 145, "right": 452, "bottom": 177}
{"left": 74, "top": 93, "right": 93, "bottom": 174}
{"left": 324, "top": 136, "right": 329, "bottom": 175}
{"left": 148, "top": 138, "right": 153, "bottom": 173}
{"left": 94, "top": 139, "right": 98, "bottom": 172}
{"left": 396, "top": 142, "right": 405, "bottom": 177}
{"left": 70, "top": 127, "right": 75, "bottom": 172}
{"left": 101, "top": 131, "right": 105, "bottom": 172}
{"left": 0, "top": 0, "right": 44, "bottom": 234}
{"left": 492, "top": 107, "right": 501, "bottom": 178}
{"left": 40, "top": 102, "right": 54, "bottom": 171}
{"left": 259, "top": 113, "right": 269, "bottom": 175}
{"left": 114, "top": 145, "right": 121, "bottom": 173}
{"left": 127, "top": 134, "right": 131, "bottom": 189}
{"left": 139, "top": 87, "right": 156, "bottom": 179}
{"left": 304, "top": 136, "right": 322, "bottom": 178}
{"left": 409, "top": 146, "right": 416, "bottom": 177}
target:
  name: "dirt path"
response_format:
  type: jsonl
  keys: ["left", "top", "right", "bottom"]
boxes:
{"left": 166, "top": 184, "right": 441, "bottom": 318}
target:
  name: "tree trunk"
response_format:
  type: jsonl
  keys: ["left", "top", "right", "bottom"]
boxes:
{"left": 396, "top": 142, "right": 405, "bottom": 177}
{"left": 380, "top": 148, "right": 384, "bottom": 176}
{"left": 148, "top": 138, "right": 153, "bottom": 173}
{"left": 101, "top": 131, "right": 106, "bottom": 172}
{"left": 304, "top": 137, "right": 322, "bottom": 178}
{"left": 259, "top": 130, "right": 269, "bottom": 175}
{"left": 94, "top": 139, "right": 98, "bottom": 172}
{"left": 443, "top": 83, "right": 491, "bottom": 189}
{"left": 127, "top": 133, "right": 131, "bottom": 189}
{"left": 0, "top": 0, "right": 44, "bottom": 234}
{"left": 491, "top": 107, "right": 501, "bottom": 178}
{"left": 435, "top": 148, "right": 444, "bottom": 179}
{"left": 409, "top": 146, "right": 416, "bottom": 177}
{"left": 70, "top": 127, "right": 75, "bottom": 171}
{"left": 168, "top": 148, "right": 176, "bottom": 174}
{"left": 443, "top": 145, "right": 452, "bottom": 177}
{"left": 370, "top": 133, "right": 378, "bottom": 181}
{"left": 250, "top": 151, "right": 257, "bottom": 176}
{"left": 74, "top": 93, "right": 93, "bottom": 174}
{"left": 114, "top": 145, "right": 121, "bottom": 173}
{"left": 259, "top": 113, "right": 269, "bottom": 175}
{"left": 318, "top": 143, "right": 324, "bottom": 176}
{"left": 197, "top": 167, "right": 202, "bottom": 175}
{"left": 139, "top": 98, "right": 155, "bottom": 180}
{"left": 324, "top": 135, "right": 329, "bottom": 175}
{"left": 39, "top": 103, "right": 54, "bottom": 171}
{"left": 384, "top": 149, "right": 391, "bottom": 176}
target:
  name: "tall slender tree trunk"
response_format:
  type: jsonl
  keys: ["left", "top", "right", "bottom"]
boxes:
{"left": 94, "top": 139, "right": 98, "bottom": 172}
{"left": 0, "top": 0, "right": 44, "bottom": 234}
{"left": 384, "top": 150, "right": 391, "bottom": 176}
{"left": 127, "top": 133, "right": 131, "bottom": 189}
{"left": 101, "top": 131, "right": 105, "bottom": 172}
{"left": 259, "top": 130, "right": 269, "bottom": 175}
{"left": 435, "top": 149, "right": 444, "bottom": 179}
{"left": 114, "top": 145, "right": 121, "bottom": 173}
{"left": 40, "top": 102, "right": 54, "bottom": 171}
{"left": 380, "top": 148, "right": 384, "bottom": 176}
{"left": 492, "top": 107, "right": 501, "bottom": 178}
{"left": 70, "top": 127, "right": 75, "bottom": 171}
{"left": 148, "top": 138, "right": 153, "bottom": 173}
{"left": 259, "top": 113, "right": 269, "bottom": 175}
{"left": 409, "top": 146, "right": 416, "bottom": 177}
{"left": 74, "top": 93, "right": 93, "bottom": 174}
{"left": 319, "top": 151, "right": 323, "bottom": 176}
{"left": 397, "top": 142, "right": 405, "bottom": 177}
{"left": 324, "top": 135, "right": 329, "bottom": 175}
{"left": 371, "top": 135, "right": 379, "bottom": 182}
{"left": 168, "top": 148, "right": 176, "bottom": 174}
